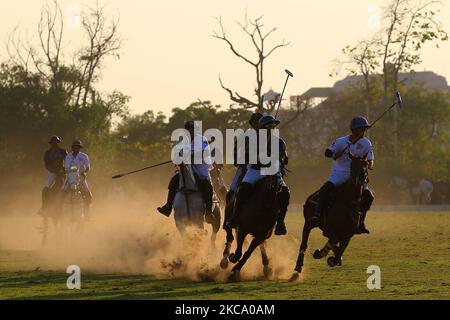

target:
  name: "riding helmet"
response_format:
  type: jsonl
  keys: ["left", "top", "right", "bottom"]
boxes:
{"left": 249, "top": 112, "right": 263, "bottom": 126}
{"left": 184, "top": 120, "right": 195, "bottom": 130}
{"left": 350, "top": 116, "right": 371, "bottom": 130}
{"left": 72, "top": 140, "right": 83, "bottom": 148}
{"left": 259, "top": 115, "right": 281, "bottom": 128}
{"left": 48, "top": 135, "right": 61, "bottom": 144}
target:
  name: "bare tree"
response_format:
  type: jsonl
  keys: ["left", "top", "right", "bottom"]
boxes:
{"left": 379, "top": 0, "right": 447, "bottom": 154}
{"left": 279, "top": 96, "right": 311, "bottom": 129}
{"left": 212, "top": 12, "right": 289, "bottom": 112}
{"left": 75, "top": 2, "right": 121, "bottom": 108}
{"left": 6, "top": 0, "right": 121, "bottom": 108}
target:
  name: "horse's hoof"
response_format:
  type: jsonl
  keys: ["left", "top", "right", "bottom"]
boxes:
{"left": 313, "top": 249, "right": 322, "bottom": 259}
{"left": 294, "top": 265, "right": 302, "bottom": 273}
{"left": 263, "top": 265, "right": 273, "bottom": 279}
{"left": 220, "top": 256, "right": 229, "bottom": 269}
{"left": 327, "top": 257, "right": 335, "bottom": 267}
{"left": 327, "top": 256, "right": 342, "bottom": 267}
{"left": 227, "top": 270, "right": 241, "bottom": 282}
{"left": 289, "top": 272, "right": 300, "bottom": 282}
{"left": 229, "top": 253, "right": 240, "bottom": 264}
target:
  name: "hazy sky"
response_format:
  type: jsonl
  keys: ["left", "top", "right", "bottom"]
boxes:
{"left": 1, "top": 0, "right": 449, "bottom": 117}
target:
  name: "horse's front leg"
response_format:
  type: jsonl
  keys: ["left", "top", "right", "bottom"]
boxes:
{"left": 220, "top": 224, "right": 234, "bottom": 269}
{"left": 260, "top": 241, "right": 272, "bottom": 279}
{"left": 290, "top": 222, "right": 313, "bottom": 281}
{"left": 327, "top": 238, "right": 350, "bottom": 267}
{"left": 229, "top": 228, "right": 245, "bottom": 264}
{"left": 312, "top": 240, "right": 334, "bottom": 260}
{"left": 229, "top": 236, "right": 265, "bottom": 282}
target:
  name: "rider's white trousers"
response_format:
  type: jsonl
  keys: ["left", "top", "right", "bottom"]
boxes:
{"left": 328, "top": 170, "right": 350, "bottom": 187}
{"left": 44, "top": 172, "right": 57, "bottom": 188}
{"left": 328, "top": 170, "right": 369, "bottom": 190}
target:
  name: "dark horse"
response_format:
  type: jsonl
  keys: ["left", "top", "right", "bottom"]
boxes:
{"left": 40, "top": 176, "right": 64, "bottom": 245}
{"left": 220, "top": 175, "right": 281, "bottom": 281}
{"left": 291, "top": 153, "right": 369, "bottom": 281}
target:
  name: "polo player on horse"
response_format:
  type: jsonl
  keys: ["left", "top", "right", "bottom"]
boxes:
{"left": 157, "top": 121, "right": 214, "bottom": 220}
{"left": 227, "top": 112, "right": 263, "bottom": 203}
{"left": 308, "top": 116, "right": 375, "bottom": 234}
{"left": 38, "top": 135, "right": 67, "bottom": 216}
{"left": 226, "top": 115, "right": 290, "bottom": 235}
{"left": 62, "top": 140, "right": 93, "bottom": 220}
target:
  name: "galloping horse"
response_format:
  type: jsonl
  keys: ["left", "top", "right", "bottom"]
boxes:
{"left": 172, "top": 164, "right": 221, "bottom": 246}
{"left": 291, "top": 153, "right": 370, "bottom": 280}
{"left": 221, "top": 175, "right": 281, "bottom": 281}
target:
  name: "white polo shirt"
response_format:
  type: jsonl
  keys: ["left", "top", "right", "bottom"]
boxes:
{"left": 65, "top": 152, "right": 90, "bottom": 174}
{"left": 329, "top": 135, "right": 374, "bottom": 174}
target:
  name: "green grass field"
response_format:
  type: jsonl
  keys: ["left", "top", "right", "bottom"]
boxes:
{"left": 0, "top": 211, "right": 449, "bottom": 300}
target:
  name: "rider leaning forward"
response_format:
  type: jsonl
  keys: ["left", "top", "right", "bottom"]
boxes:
{"left": 308, "top": 116, "right": 375, "bottom": 234}
{"left": 226, "top": 115, "right": 291, "bottom": 236}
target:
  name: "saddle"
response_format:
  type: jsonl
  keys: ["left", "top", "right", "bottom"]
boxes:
{"left": 307, "top": 182, "right": 360, "bottom": 224}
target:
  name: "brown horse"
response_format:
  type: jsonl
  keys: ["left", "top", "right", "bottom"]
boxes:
{"left": 291, "top": 153, "right": 369, "bottom": 281}
{"left": 221, "top": 175, "right": 281, "bottom": 281}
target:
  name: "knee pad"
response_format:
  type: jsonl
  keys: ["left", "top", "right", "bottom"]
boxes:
{"left": 168, "top": 173, "right": 179, "bottom": 190}
{"left": 236, "top": 182, "right": 252, "bottom": 200}
{"left": 320, "top": 181, "right": 335, "bottom": 195}
{"left": 278, "top": 186, "right": 290, "bottom": 205}
{"left": 361, "top": 189, "right": 374, "bottom": 211}
{"left": 226, "top": 190, "right": 235, "bottom": 203}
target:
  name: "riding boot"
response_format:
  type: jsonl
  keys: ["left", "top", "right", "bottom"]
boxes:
{"left": 226, "top": 182, "right": 251, "bottom": 229}
{"left": 275, "top": 186, "right": 290, "bottom": 235}
{"left": 226, "top": 190, "right": 235, "bottom": 205}
{"left": 308, "top": 181, "right": 335, "bottom": 226}
{"left": 356, "top": 211, "right": 370, "bottom": 234}
{"left": 157, "top": 174, "right": 179, "bottom": 217}
{"left": 356, "top": 188, "right": 374, "bottom": 234}
{"left": 198, "top": 178, "right": 214, "bottom": 220}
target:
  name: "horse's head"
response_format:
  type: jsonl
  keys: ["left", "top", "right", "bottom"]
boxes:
{"left": 349, "top": 152, "right": 369, "bottom": 186}
{"left": 67, "top": 166, "right": 81, "bottom": 190}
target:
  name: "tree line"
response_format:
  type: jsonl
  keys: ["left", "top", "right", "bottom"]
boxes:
{"left": 0, "top": 0, "right": 448, "bottom": 207}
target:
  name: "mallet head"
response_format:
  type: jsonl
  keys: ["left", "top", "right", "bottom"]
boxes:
{"left": 285, "top": 69, "right": 293, "bottom": 77}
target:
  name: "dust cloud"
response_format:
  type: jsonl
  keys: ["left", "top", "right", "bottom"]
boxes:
{"left": 0, "top": 184, "right": 299, "bottom": 282}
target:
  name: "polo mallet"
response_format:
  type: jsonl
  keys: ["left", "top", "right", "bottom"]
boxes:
{"left": 370, "top": 91, "right": 403, "bottom": 127}
{"left": 339, "top": 92, "right": 402, "bottom": 156}
{"left": 274, "top": 69, "right": 294, "bottom": 118}
{"left": 112, "top": 160, "right": 173, "bottom": 179}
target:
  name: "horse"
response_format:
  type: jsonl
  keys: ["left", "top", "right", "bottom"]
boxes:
{"left": 290, "top": 153, "right": 370, "bottom": 281}
{"left": 59, "top": 166, "right": 86, "bottom": 242}
{"left": 39, "top": 175, "right": 65, "bottom": 245}
{"left": 221, "top": 174, "right": 282, "bottom": 282}
{"left": 172, "top": 164, "right": 221, "bottom": 247}
{"left": 391, "top": 177, "right": 433, "bottom": 205}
